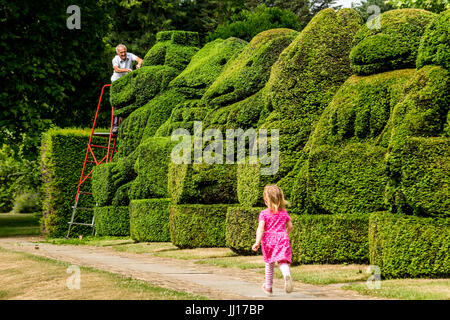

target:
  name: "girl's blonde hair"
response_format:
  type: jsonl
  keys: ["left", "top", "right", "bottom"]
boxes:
{"left": 263, "top": 184, "right": 290, "bottom": 214}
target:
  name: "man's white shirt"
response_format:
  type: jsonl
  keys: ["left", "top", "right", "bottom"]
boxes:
{"left": 111, "top": 52, "right": 138, "bottom": 82}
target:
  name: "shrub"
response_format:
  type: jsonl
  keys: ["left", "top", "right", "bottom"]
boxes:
{"left": 94, "top": 206, "right": 130, "bottom": 236}
{"left": 11, "top": 192, "right": 40, "bottom": 214}
{"left": 350, "top": 9, "right": 436, "bottom": 75}
{"left": 110, "top": 65, "right": 179, "bottom": 117}
{"left": 155, "top": 100, "right": 209, "bottom": 137}
{"left": 206, "top": 4, "right": 302, "bottom": 42}
{"left": 142, "top": 31, "right": 199, "bottom": 70}
{"left": 385, "top": 65, "right": 449, "bottom": 217}
{"left": 202, "top": 28, "right": 298, "bottom": 109}
{"left": 129, "top": 198, "right": 171, "bottom": 242}
{"left": 253, "top": 8, "right": 362, "bottom": 191}
{"left": 115, "top": 106, "right": 154, "bottom": 158}
{"left": 306, "top": 143, "right": 389, "bottom": 215}
{"left": 290, "top": 214, "right": 370, "bottom": 264}
{"left": 203, "top": 90, "right": 270, "bottom": 132}
{"left": 41, "top": 128, "right": 106, "bottom": 237}
{"left": 308, "top": 69, "right": 415, "bottom": 148}
{"left": 140, "top": 88, "right": 188, "bottom": 139}
{"left": 369, "top": 212, "right": 450, "bottom": 278}
{"left": 236, "top": 155, "right": 286, "bottom": 207}
{"left": 0, "top": 144, "right": 19, "bottom": 212}
{"left": 294, "top": 69, "right": 414, "bottom": 215}
{"left": 92, "top": 156, "right": 137, "bottom": 207}
{"left": 169, "top": 204, "right": 232, "bottom": 248}
{"left": 169, "top": 38, "right": 247, "bottom": 100}
{"left": 225, "top": 206, "right": 265, "bottom": 255}
{"left": 416, "top": 9, "right": 450, "bottom": 70}
{"left": 0, "top": 144, "right": 42, "bottom": 213}
{"left": 92, "top": 162, "right": 116, "bottom": 207}
{"left": 128, "top": 137, "right": 178, "bottom": 200}
{"left": 168, "top": 161, "right": 238, "bottom": 205}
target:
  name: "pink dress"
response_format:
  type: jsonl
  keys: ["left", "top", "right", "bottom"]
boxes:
{"left": 259, "top": 208, "right": 292, "bottom": 264}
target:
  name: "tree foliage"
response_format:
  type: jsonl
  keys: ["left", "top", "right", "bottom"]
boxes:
{"left": 0, "top": 0, "right": 111, "bottom": 157}
{"left": 386, "top": 0, "right": 449, "bottom": 13}
{"left": 206, "top": 4, "right": 302, "bottom": 42}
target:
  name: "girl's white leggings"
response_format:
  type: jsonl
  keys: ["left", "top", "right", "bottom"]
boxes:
{"left": 265, "top": 262, "right": 291, "bottom": 289}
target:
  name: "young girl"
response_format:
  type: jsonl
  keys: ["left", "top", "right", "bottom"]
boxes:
{"left": 252, "top": 184, "right": 293, "bottom": 295}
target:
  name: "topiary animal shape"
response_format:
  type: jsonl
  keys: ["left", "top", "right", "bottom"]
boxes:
{"left": 350, "top": 9, "right": 436, "bottom": 76}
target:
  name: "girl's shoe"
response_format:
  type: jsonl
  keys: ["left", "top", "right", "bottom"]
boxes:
{"left": 261, "top": 284, "right": 273, "bottom": 296}
{"left": 284, "top": 275, "right": 293, "bottom": 293}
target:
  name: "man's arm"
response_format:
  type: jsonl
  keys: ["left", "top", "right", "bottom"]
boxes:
{"left": 114, "top": 65, "right": 132, "bottom": 73}
{"left": 135, "top": 56, "right": 143, "bottom": 69}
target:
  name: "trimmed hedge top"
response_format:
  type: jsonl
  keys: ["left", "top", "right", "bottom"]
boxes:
{"left": 350, "top": 9, "right": 436, "bottom": 75}
{"left": 309, "top": 69, "right": 415, "bottom": 148}
{"left": 110, "top": 65, "right": 178, "bottom": 113}
{"left": 142, "top": 31, "right": 199, "bottom": 70}
{"left": 416, "top": 9, "right": 450, "bottom": 70}
{"left": 385, "top": 65, "right": 450, "bottom": 217}
{"left": 203, "top": 28, "right": 298, "bottom": 108}
{"left": 262, "top": 8, "right": 362, "bottom": 154}
{"left": 169, "top": 37, "right": 248, "bottom": 99}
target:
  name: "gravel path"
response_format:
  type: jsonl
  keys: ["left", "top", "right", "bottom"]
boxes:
{"left": 0, "top": 236, "right": 382, "bottom": 300}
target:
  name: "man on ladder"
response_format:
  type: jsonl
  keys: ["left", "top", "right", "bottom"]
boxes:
{"left": 110, "top": 44, "right": 143, "bottom": 134}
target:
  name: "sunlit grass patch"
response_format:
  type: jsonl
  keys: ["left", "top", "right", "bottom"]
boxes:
{"left": 343, "top": 279, "right": 450, "bottom": 300}
{"left": 0, "top": 246, "right": 206, "bottom": 300}
{"left": 153, "top": 247, "right": 236, "bottom": 260}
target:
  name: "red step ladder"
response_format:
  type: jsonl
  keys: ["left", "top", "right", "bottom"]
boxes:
{"left": 66, "top": 84, "right": 120, "bottom": 238}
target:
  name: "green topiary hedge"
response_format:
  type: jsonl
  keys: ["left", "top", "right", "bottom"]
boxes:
{"left": 385, "top": 65, "right": 449, "bottom": 217}
{"left": 142, "top": 31, "right": 199, "bottom": 70}
{"left": 129, "top": 198, "right": 171, "bottom": 242}
{"left": 41, "top": 128, "right": 106, "bottom": 237}
{"left": 306, "top": 144, "right": 389, "bottom": 215}
{"left": 110, "top": 65, "right": 179, "bottom": 116}
{"left": 92, "top": 162, "right": 116, "bottom": 207}
{"left": 416, "top": 9, "right": 450, "bottom": 70}
{"left": 168, "top": 161, "right": 238, "bottom": 205}
{"left": 225, "top": 206, "right": 265, "bottom": 255}
{"left": 169, "top": 204, "right": 232, "bottom": 248}
{"left": 169, "top": 38, "right": 247, "bottom": 100}
{"left": 202, "top": 28, "right": 298, "bottom": 109}
{"left": 129, "top": 137, "right": 178, "bottom": 200}
{"left": 294, "top": 69, "right": 415, "bottom": 215}
{"left": 369, "top": 212, "right": 450, "bottom": 278}
{"left": 350, "top": 9, "right": 436, "bottom": 75}
{"left": 92, "top": 156, "right": 137, "bottom": 207}
{"left": 239, "top": 8, "right": 362, "bottom": 197}
{"left": 290, "top": 214, "right": 369, "bottom": 264}
{"left": 264, "top": 8, "right": 362, "bottom": 151}
{"left": 94, "top": 206, "right": 130, "bottom": 236}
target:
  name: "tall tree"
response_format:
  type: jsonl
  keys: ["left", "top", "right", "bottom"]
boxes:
{"left": 0, "top": 0, "right": 110, "bottom": 157}
{"left": 386, "top": 0, "right": 449, "bottom": 13}
{"left": 352, "top": 0, "right": 394, "bottom": 21}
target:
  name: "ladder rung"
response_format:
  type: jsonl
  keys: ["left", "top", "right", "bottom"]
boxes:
{"left": 93, "top": 132, "right": 116, "bottom": 137}
{"left": 72, "top": 206, "right": 94, "bottom": 211}
{"left": 90, "top": 144, "right": 109, "bottom": 149}
{"left": 68, "top": 222, "right": 94, "bottom": 227}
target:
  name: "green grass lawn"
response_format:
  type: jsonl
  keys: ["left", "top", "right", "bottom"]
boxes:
{"left": 0, "top": 213, "right": 41, "bottom": 237}
{"left": 343, "top": 279, "right": 450, "bottom": 300}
